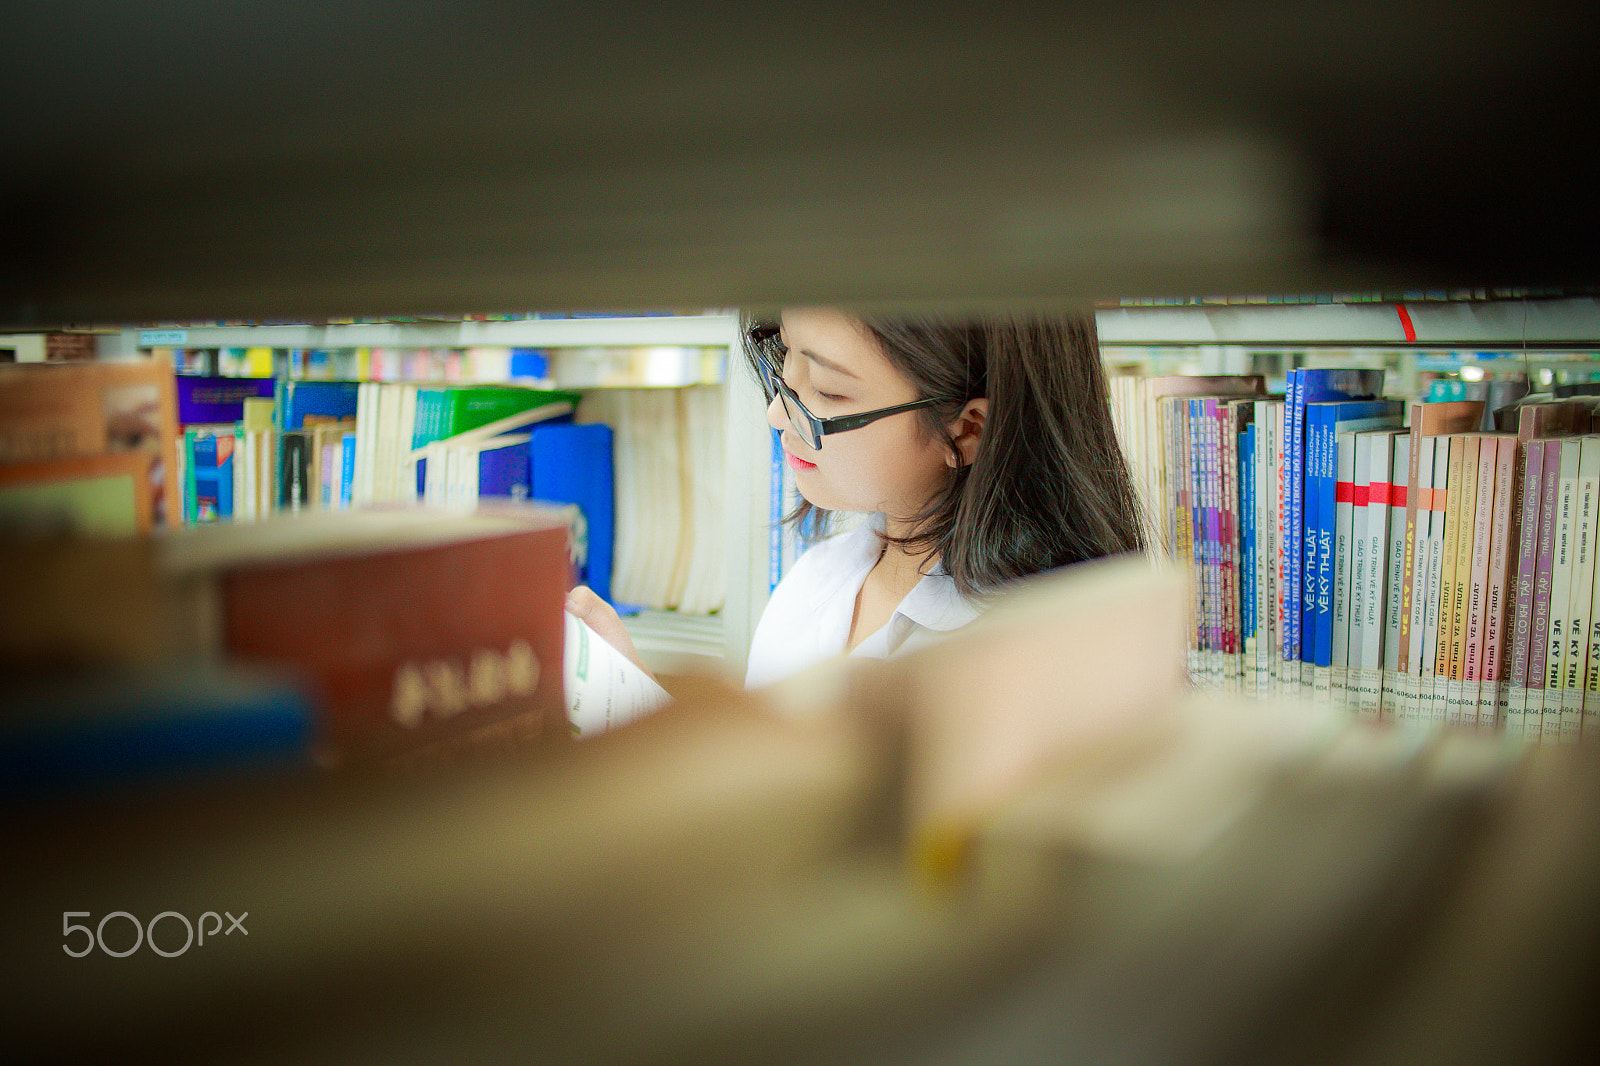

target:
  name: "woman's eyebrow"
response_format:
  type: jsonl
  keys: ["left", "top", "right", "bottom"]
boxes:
{"left": 802, "top": 348, "right": 858, "bottom": 379}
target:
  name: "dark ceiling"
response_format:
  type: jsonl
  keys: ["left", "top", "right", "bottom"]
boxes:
{"left": 2, "top": 1, "right": 1596, "bottom": 325}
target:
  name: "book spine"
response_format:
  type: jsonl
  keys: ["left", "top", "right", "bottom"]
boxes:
{"left": 1481, "top": 437, "right": 1516, "bottom": 730}
{"left": 1445, "top": 435, "right": 1479, "bottom": 725}
{"left": 1527, "top": 441, "right": 1564, "bottom": 740}
{"left": 1381, "top": 435, "right": 1409, "bottom": 719}
{"left": 1463, "top": 437, "right": 1498, "bottom": 727}
{"left": 1420, "top": 440, "right": 1452, "bottom": 725}
{"left": 1397, "top": 407, "right": 1425, "bottom": 708}
{"left": 1300, "top": 400, "right": 1320, "bottom": 668}
{"left": 1543, "top": 438, "right": 1581, "bottom": 740}
{"left": 1284, "top": 371, "right": 1302, "bottom": 666}
{"left": 1333, "top": 429, "right": 1360, "bottom": 704}
{"left": 1585, "top": 450, "right": 1600, "bottom": 739}
{"left": 1507, "top": 439, "right": 1548, "bottom": 739}
{"left": 1356, "top": 433, "right": 1388, "bottom": 717}
{"left": 1203, "top": 393, "right": 1209, "bottom": 685}
{"left": 1242, "top": 419, "right": 1258, "bottom": 696}
{"left": 1561, "top": 437, "right": 1600, "bottom": 740}
{"left": 1260, "top": 401, "right": 1280, "bottom": 695}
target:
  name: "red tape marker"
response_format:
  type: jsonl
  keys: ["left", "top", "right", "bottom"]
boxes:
{"left": 1396, "top": 303, "right": 1417, "bottom": 342}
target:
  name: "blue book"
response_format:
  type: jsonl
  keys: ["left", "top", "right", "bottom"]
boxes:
{"left": 1304, "top": 399, "right": 1405, "bottom": 667}
{"left": 1285, "top": 369, "right": 1386, "bottom": 665}
{"left": 184, "top": 428, "right": 236, "bottom": 524}
{"left": 1241, "top": 421, "right": 1256, "bottom": 647}
{"left": 0, "top": 665, "right": 313, "bottom": 798}
{"left": 338, "top": 431, "right": 357, "bottom": 509}
{"left": 275, "top": 379, "right": 361, "bottom": 432}
{"left": 530, "top": 422, "right": 615, "bottom": 605}
{"left": 475, "top": 436, "right": 533, "bottom": 501}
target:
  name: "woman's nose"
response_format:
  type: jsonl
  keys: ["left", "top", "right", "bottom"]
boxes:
{"left": 766, "top": 391, "right": 789, "bottom": 434}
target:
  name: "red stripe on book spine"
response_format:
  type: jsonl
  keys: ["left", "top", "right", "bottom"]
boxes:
{"left": 1336, "top": 480, "right": 1355, "bottom": 504}
{"left": 1371, "top": 480, "right": 1392, "bottom": 506}
{"left": 1352, "top": 484, "right": 1370, "bottom": 507}
{"left": 1391, "top": 484, "right": 1406, "bottom": 508}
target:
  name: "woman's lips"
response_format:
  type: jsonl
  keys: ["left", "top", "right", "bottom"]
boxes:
{"left": 786, "top": 452, "right": 817, "bottom": 471}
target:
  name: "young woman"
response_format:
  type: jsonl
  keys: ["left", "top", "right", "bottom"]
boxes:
{"left": 565, "top": 306, "right": 1146, "bottom": 688}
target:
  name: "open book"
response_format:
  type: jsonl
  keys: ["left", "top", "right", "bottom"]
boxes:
{"left": 564, "top": 611, "right": 671, "bottom": 737}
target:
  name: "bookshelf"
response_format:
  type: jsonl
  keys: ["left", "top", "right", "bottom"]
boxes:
{"left": 1106, "top": 294, "right": 1600, "bottom": 742}
{"left": 113, "top": 312, "right": 774, "bottom": 681}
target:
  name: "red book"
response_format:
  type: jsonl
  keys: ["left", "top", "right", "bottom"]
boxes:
{"left": 161, "top": 504, "right": 574, "bottom": 767}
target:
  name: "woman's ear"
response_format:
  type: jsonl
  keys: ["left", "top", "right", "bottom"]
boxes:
{"left": 945, "top": 397, "right": 988, "bottom": 468}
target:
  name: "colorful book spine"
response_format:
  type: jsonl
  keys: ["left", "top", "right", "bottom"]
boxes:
{"left": 1442, "top": 434, "right": 1478, "bottom": 725}
{"left": 1241, "top": 418, "right": 1258, "bottom": 695}
{"left": 1419, "top": 438, "right": 1452, "bottom": 725}
{"left": 1559, "top": 436, "right": 1600, "bottom": 740}
{"left": 1481, "top": 436, "right": 1517, "bottom": 729}
{"left": 1462, "top": 436, "right": 1499, "bottom": 726}
{"left": 1527, "top": 441, "right": 1564, "bottom": 740}
{"left": 1506, "top": 439, "right": 1549, "bottom": 738}
{"left": 1333, "top": 429, "right": 1362, "bottom": 701}
{"left": 1543, "top": 438, "right": 1582, "bottom": 739}
{"left": 1380, "top": 433, "right": 1409, "bottom": 719}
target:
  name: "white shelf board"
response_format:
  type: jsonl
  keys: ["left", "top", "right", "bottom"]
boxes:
{"left": 1095, "top": 297, "right": 1600, "bottom": 347}
{"left": 134, "top": 314, "right": 741, "bottom": 351}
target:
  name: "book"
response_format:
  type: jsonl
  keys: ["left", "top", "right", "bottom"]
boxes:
{"left": 530, "top": 422, "right": 616, "bottom": 606}
{"left": 183, "top": 427, "right": 237, "bottom": 525}
{"left": 0, "top": 664, "right": 314, "bottom": 797}
{"left": 1526, "top": 439, "right": 1566, "bottom": 740}
{"left": 1354, "top": 430, "right": 1401, "bottom": 718}
{"left": 0, "top": 451, "right": 155, "bottom": 536}
{"left": 1380, "top": 434, "right": 1410, "bottom": 719}
{"left": 563, "top": 611, "right": 671, "bottom": 737}
{"left": 158, "top": 505, "right": 576, "bottom": 767}
{"left": 1541, "top": 437, "right": 1583, "bottom": 740}
{"left": 174, "top": 375, "right": 276, "bottom": 427}
{"left": 1479, "top": 435, "right": 1517, "bottom": 729}
{"left": 1459, "top": 435, "right": 1506, "bottom": 727}
{"left": 275, "top": 379, "right": 360, "bottom": 432}
{"left": 1418, "top": 437, "right": 1452, "bottom": 725}
{"left": 0, "top": 357, "right": 180, "bottom": 527}
{"left": 1557, "top": 436, "right": 1600, "bottom": 741}
{"left": 1506, "top": 439, "right": 1547, "bottom": 738}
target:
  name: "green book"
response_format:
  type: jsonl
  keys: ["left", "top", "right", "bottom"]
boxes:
{"left": 431, "top": 386, "right": 581, "bottom": 445}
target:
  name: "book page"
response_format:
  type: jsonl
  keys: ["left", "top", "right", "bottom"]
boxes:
{"left": 564, "top": 610, "right": 671, "bottom": 737}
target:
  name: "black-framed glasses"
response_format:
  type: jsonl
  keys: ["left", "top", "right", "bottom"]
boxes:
{"left": 748, "top": 326, "right": 937, "bottom": 451}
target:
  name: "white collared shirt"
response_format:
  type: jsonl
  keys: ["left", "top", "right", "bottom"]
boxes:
{"left": 744, "top": 515, "right": 984, "bottom": 689}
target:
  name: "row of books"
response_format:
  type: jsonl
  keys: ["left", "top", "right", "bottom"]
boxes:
{"left": 166, "top": 342, "right": 725, "bottom": 386}
{"left": 1111, "top": 369, "right": 1600, "bottom": 742}
{"left": 578, "top": 386, "right": 726, "bottom": 615}
{"left": 173, "top": 374, "right": 728, "bottom": 617}
{"left": 169, "top": 347, "right": 556, "bottom": 383}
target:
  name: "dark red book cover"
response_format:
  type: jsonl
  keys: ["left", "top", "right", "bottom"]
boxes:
{"left": 172, "top": 507, "right": 573, "bottom": 767}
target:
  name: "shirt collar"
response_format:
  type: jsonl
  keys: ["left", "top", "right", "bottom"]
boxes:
{"left": 806, "top": 513, "right": 981, "bottom": 633}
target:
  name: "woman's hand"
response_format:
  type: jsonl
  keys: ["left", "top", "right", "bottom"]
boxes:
{"left": 564, "top": 586, "right": 655, "bottom": 680}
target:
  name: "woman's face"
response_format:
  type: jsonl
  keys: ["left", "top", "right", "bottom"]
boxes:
{"left": 767, "top": 307, "right": 953, "bottom": 523}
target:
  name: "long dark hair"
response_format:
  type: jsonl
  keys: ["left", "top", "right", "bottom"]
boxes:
{"left": 743, "top": 309, "right": 1147, "bottom": 596}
